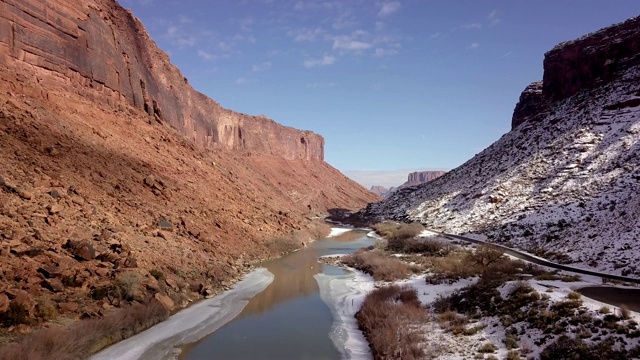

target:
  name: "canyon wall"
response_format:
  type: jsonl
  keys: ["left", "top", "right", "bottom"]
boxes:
{"left": 0, "top": 0, "right": 323, "bottom": 160}
{"left": 512, "top": 16, "right": 640, "bottom": 129}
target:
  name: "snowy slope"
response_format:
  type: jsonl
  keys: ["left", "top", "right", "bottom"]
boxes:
{"left": 362, "top": 64, "right": 640, "bottom": 277}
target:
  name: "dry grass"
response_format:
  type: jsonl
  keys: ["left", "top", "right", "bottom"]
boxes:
{"left": 356, "top": 285, "right": 429, "bottom": 360}
{"left": 387, "top": 236, "right": 449, "bottom": 255}
{"left": 373, "top": 221, "right": 424, "bottom": 242}
{"left": 0, "top": 300, "right": 168, "bottom": 360}
{"left": 341, "top": 250, "right": 414, "bottom": 281}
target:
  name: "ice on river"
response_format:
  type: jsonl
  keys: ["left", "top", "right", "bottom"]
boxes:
{"left": 90, "top": 268, "right": 274, "bottom": 360}
{"left": 315, "top": 267, "right": 374, "bottom": 360}
{"left": 327, "top": 227, "right": 353, "bottom": 237}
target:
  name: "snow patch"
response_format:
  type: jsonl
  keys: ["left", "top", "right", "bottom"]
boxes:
{"left": 90, "top": 268, "right": 274, "bottom": 360}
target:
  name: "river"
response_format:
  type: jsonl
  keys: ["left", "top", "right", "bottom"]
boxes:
{"left": 181, "top": 228, "right": 374, "bottom": 360}
{"left": 91, "top": 227, "right": 375, "bottom": 360}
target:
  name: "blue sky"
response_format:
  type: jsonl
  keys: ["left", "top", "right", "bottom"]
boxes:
{"left": 119, "top": 0, "right": 640, "bottom": 188}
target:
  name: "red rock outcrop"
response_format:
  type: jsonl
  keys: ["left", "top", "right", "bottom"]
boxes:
{"left": 403, "top": 171, "right": 446, "bottom": 187}
{"left": 512, "top": 16, "right": 640, "bottom": 129}
{"left": 0, "top": 0, "right": 323, "bottom": 160}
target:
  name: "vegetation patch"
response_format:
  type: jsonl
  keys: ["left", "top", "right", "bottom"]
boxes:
{"left": 356, "top": 285, "right": 428, "bottom": 360}
{"left": 341, "top": 249, "right": 414, "bottom": 281}
{"left": 0, "top": 301, "right": 169, "bottom": 360}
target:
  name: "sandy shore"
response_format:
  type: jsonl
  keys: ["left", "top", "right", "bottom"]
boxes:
{"left": 90, "top": 268, "right": 274, "bottom": 360}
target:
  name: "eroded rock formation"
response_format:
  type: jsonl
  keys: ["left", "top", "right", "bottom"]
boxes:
{"left": 0, "top": 0, "right": 323, "bottom": 160}
{"left": 512, "top": 16, "right": 640, "bottom": 130}
{"left": 404, "top": 171, "right": 447, "bottom": 187}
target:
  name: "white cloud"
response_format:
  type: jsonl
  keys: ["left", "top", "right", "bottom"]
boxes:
{"left": 252, "top": 61, "right": 272, "bottom": 72}
{"left": 165, "top": 25, "right": 196, "bottom": 48}
{"left": 430, "top": 31, "right": 442, "bottom": 39}
{"left": 166, "top": 25, "right": 179, "bottom": 37}
{"left": 197, "top": 50, "right": 216, "bottom": 61}
{"left": 235, "top": 77, "right": 247, "bottom": 85}
{"left": 458, "top": 23, "right": 483, "bottom": 30}
{"left": 289, "top": 27, "right": 325, "bottom": 42}
{"left": 488, "top": 9, "right": 501, "bottom": 27}
{"left": 374, "top": 48, "right": 398, "bottom": 57}
{"left": 332, "top": 35, "right": 372, "bottom": 51}
{"left": 303, "top": 55, "right": 336, "bottom": 68}
{"left": 467, "top": 42, "right": 480, "bottom": 50}
{"left": 378, "top": 1, "right": 401, "bottom": 17}
{"left": 178, "top": 15, "right": 193, "bottom": 24}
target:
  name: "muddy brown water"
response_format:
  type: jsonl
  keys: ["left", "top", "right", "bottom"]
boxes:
{"left": 577, "top": 286, "right": 640, "bottom": 312}
{"left": 181, "top": 230, "right": 374, "bottom": 360}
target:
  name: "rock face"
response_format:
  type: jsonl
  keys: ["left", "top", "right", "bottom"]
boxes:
{"left": 369, "top": 186, "right": 388, "bottom": 197}
{"left": 0, "top": 0, "right": 378, "bottom": 328}
{"left": 403, "top": 171, "right": 446, "bottom": 187}
{"left": 512, "top": 16, "right": 640, "bottom": 130}
{"left": 360, "top": 17, "right": 640, "bottom": 278}
{"left": 0, "top": 0, "right": 322, "bottom": 161}
{"left": 511, "top": 81, "right": 546, "bottom": 129}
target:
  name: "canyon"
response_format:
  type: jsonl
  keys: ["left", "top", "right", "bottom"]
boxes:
{"left": 0, "top": 0, "right": 378, "bottom": 334}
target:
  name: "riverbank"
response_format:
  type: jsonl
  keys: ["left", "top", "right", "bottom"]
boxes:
{"left": 319, "top": 223, "right": 640, "bottom": 359}
{"left": 90, "top": 268, "right": 274, "bottom": 360}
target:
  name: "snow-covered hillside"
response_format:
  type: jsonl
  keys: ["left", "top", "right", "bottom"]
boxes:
{"left": 362, "top": 36, "right": 640, "bottom": 277}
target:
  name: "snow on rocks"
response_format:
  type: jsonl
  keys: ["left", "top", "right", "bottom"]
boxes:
{"left": 362, "top": 63, "right": 640, "bottom": 278}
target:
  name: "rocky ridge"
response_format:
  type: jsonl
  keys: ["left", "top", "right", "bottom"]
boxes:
{"left": 0, "top": 0, "right": 378, "bottom": 332}
{"left": 360, "top": 16, "right": 640, "bottom": 277}
{"left": 369, "top": 170, "right": 446, "bottom": 198}
{"left": 0, "top": 0, "right": 323, "bottom": 160}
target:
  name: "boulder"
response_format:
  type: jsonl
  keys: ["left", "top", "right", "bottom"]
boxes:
{"left": 58, "top": 302, "right": 79, "bottom": 313}
{"left": 156, "top": 219, "right": 173, "bottom": 231}
{"left": 73, "top": 242, "right": 96, "bottom": 261}
{"left": 154, "top": 293, "right": 175, "bottom": 311}
{"left": 42, "top": 278, "right": 65, "bottom": 293}
{"left": 0, "top": 293, "right": 9, "bottom": 313}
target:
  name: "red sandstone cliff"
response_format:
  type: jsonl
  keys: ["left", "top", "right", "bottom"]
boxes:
{"left": 0, "top": 0, "right": 323, "bottom": 160}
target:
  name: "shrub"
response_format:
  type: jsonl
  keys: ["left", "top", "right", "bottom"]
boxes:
{"left": 110, "top": 271, "right": 142, "bottom": 304}
{"left": 356, "top": 285, "right": 428, "bottom": 360}
{"left": 620, "top": 306, "right": 631, "bottom": 320}
{"left": 468, "top": 245, "right": 504, "bottom": 268}
{"left": 504, "top": 331, "right": 519, "bottom": 349}
{"left": 0, "top": 302, "right": 28, "bottom": 327}
{"left": 373, "top": 221, "right": 424, "bottom": 242}
{"left": 0, "top": 300, "right": 169, "bottom": 360}
{"left": 150, "top": 269, "right": 165, "bottom": 281}
{"left": 91, "top": 286, "right": 110, "bottom": 301}
{"left": 478, "top": 342, "right": 497, "bottom": 353}
{"left": 35, "top": 296, "right": 58, "bottom": 321}
{"left": 341, "top": 251, "right": 412, "bottom": 281}
{"left": 506, "top": 350, "right": 521, "bottom": 360}
{"left": 567, "top": 291, "right": 581, "bottom": 300}
{"left": 387, "top": 237, "right": 447, "bottom": 255}
{"left": 599, "top": 306, "right": 611, "bottom": 314}
{"left": 561, "top": 275, "right": 581, "bottom": 282}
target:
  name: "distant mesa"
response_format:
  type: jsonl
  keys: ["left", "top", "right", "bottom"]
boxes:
{"left": 403, "top": 171, "right": 447, "bottom": 187}
{"left": 369, "top": 170, "right": 446, "bottom": 197}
